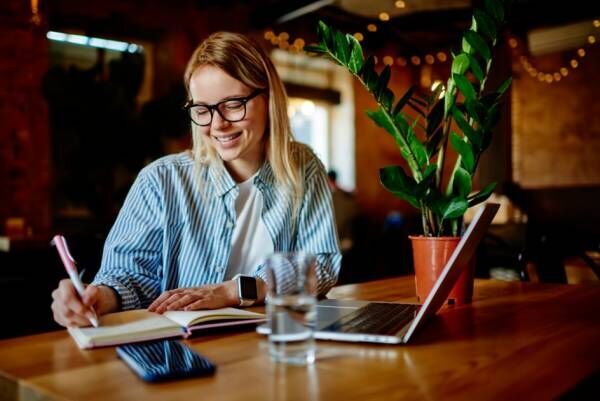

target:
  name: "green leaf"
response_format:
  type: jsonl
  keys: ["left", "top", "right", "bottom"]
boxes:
{"left": 467, "top": 54, "right": 485, "bottom": 82}
{"left": 303, "top": 45, "right": 327, "bottom": 54}
{"left": 467, "top": 182, "right": 497, "bottom": 207}
{"left": 496, "top": 76, "right": 512, "bottom": 98}
{"left": 450, "top": 131, "right": 475, "bottom": 173}
{"left": 393, "top": 85, "right": 416, "bottom": 116}
{"left": 453, "top": 73, "right": 477, "bottom": 101}
{"left": 464, "top": 30, "right": 492, "bottom": 62}
{"left": 376, "top": 65, "right": 391, "bottom": 100}
{"left": 451, "top": 106, "right": 481, "bottom": 150}
{"left": 361, "top": 56, "right": 378, "bottom": 92}
{"left": 317, "top": 20, "right": 334, "bottom": 50}
{"left": 426, "top": 100, "right": 444, "bottom": 137}
{"left": 426, "top": 126, "right": 444, "bottom": 158}
{"left": 462, "top": 37, "right": 474, "bottom": 55}
{"left": 334, "top": 30, "right": 350, "bottom": 64}
{"left": 465, "top": 98, "right": 486, "bottom": 126}
{"left": 452, "top": 54, "right": 470, "bottom": 75}
{"left": 346, "top": 34, "right": 364, "bottom": 74}
{"left": 485, "top": 103, "right": 500, "bottom": 130}
{"left": 444, "top": 79, "right": 456, "bottom": 118}
{"left": 407, "top": 125, "right": 428, "bottom": 168}
{"left": 473, "top": 9, "right": 497, "bottom": 41}
{"left": 367, "top": 108, "right": 423, "bottom": 179}
{"left": 415, "top": 164, "right": 437, "bottom": 197}
{"left": 452, "top": 167, "right": 472, "bottom": 198}
{"left": 381, "top": 88, "right": 394, "bottom": 111}
{"left": 379, "top": 166, "right": 420, "bottom": 209}
{"left": 484, "top": 0, "right": 505, "bottom": 23}
{"left": 443, "top": 197, "right": 469, "bottom": 220}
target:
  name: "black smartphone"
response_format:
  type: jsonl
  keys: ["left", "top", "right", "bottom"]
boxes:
{"left": 116, "top": 340, "right": 216, "bottom": 383}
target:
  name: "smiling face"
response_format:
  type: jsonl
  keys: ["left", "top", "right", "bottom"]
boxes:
{"left": 188, "top": 64, "right": 268, "bottom": 181}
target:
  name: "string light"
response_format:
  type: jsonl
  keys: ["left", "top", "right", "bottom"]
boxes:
{"left": 511, "top": 19, "right": 599, "bottom": 84}
{"left": 264, "top": 2, "right": 450, "bottom": 71}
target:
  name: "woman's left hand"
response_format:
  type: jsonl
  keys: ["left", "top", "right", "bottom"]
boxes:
{"left": 148, "top": 281, "right": 238, "bottom": 313}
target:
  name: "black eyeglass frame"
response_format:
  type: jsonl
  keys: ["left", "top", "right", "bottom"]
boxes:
{"left": 184, "top": 89, "right": 265, "bottom": 126}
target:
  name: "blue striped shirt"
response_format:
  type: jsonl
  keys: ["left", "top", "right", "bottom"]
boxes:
{"left": 92, "top": 149, "right": 341, "bottom": 310}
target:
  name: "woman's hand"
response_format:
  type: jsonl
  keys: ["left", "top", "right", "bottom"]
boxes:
{"left": 51, "top": 280, "right": 119, "bottom": 327}
{"left": 148, "top": 281, "right": 239, "bottom": 313}
{"left": 148, "top": 279, "right": 267, "bottom": 313}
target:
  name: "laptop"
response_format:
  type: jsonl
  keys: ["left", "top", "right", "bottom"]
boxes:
{"left": 258, "top": 203, "right": 499, "bottom": 344}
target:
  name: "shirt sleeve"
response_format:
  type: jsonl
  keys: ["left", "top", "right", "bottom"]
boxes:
{"left": 92, "top": 169, "right": 164, "bottom": 310}
{"left": 253, "top": 156, "right": 342, "bottom": 296}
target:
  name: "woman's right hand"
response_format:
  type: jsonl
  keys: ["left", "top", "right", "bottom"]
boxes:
{"left": 51, "top": 280, "right": 119, "bottom": 327}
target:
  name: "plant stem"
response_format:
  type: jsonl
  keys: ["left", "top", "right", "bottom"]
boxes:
{"left": 435, "top": 115, "right": 453, "bottom": 191}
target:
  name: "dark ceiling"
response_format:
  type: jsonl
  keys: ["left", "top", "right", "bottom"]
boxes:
{"left": 46, "top": 0, "right": 600, "bottom": 56}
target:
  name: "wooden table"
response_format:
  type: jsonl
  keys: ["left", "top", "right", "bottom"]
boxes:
{"left": 1, "top": 277, "right": 599, "bottom": 401}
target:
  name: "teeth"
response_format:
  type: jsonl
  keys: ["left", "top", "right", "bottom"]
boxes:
{"left": 215, "top": 132, "right": 241, "bottom": 142}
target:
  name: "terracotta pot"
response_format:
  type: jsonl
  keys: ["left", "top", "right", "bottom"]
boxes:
{"left": 409, "top": 236, "right": 475, "bottom": 305}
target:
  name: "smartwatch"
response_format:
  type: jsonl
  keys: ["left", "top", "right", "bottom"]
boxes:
{"left": 233, "top": 274, "right": 258, "bottom": 307}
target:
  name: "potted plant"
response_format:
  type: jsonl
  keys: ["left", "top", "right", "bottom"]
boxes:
{"left": 306, "top": 0, "right": 511, "bottom": 304}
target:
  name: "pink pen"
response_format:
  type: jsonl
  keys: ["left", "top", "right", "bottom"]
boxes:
{"left": 51, "top": 235, "right": 99, "bottom": 327}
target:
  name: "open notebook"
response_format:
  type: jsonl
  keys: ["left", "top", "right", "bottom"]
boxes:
{"left": 68, "top": 308, "right": 265, "bottom": 349}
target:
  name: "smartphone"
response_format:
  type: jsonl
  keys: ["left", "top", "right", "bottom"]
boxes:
{"left": 116, "top": 340, "right": 216, "bottom": 383}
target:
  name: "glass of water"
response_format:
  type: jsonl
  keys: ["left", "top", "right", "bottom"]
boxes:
{"left": 265, "top": 252, "right": 317, "bottom": 365}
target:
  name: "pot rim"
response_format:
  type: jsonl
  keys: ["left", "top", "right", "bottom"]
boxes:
{"left": 408, "top": 235, "right": 461, "bottom": 241}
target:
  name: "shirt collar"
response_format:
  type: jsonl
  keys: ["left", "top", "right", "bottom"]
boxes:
{"left": 207, "top": 160, "right": 236, "bottom": 197}
{"left": 207, "top": 158, "right": 276, "bottom": 197}
{"left": 254, "top": 159, "right": 276, "bottom": 189}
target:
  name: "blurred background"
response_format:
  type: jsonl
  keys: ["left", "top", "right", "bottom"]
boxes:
{"left": 1, "top": 0, "right": 599, "bottom": 338}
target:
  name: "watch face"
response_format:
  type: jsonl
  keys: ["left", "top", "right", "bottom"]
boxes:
{"left": 239, "top": 276, "right": 258, "bottom": 300}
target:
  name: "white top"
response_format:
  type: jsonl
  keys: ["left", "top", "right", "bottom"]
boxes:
{"left": 225, "top": 175, "right": 274, "bottom": 280}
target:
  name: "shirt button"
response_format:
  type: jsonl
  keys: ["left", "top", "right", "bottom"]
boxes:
{"left": 216, "top": 266, "right": 225, "bottom": 273}
{"left": 226, "top": 222, "right": 234, "bottom": 229}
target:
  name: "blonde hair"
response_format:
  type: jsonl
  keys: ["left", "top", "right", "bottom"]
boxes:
{"left": 184, "top": 31, "right": 303, "bottom": 212}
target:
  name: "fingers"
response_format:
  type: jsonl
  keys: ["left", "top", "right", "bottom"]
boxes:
{"left": 148, "top": 288, "right": 184, "bottom": 312}
{"left": 51, "top": 279, "right": 95, "bottom": 328}
{"left": 184, "top": 299, "right": 211, "bottom": 311}
{"left": 82, "top": 285, "right": 99, "bottom": 307}
{"left": 149, "top": 285, "right": 232, "bottom": 313}
{"left": 155, "top": 292, "right": 198, "bottom": 313}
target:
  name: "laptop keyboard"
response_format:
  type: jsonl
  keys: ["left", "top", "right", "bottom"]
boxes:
{"left": 321, "top": 303, "right": 419, "bottom": 335}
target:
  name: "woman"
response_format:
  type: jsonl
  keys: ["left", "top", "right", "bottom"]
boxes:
{"left": 51, "top": 32, "right": 341, "bottom": 327}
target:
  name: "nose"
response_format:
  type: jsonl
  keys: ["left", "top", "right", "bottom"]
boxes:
{"left": 211, "top": 110, "right": 230, "bottom": 130}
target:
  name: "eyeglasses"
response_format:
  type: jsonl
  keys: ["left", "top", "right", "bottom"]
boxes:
{"left": 184, "top": 89, "right": 264, "bottom": 126}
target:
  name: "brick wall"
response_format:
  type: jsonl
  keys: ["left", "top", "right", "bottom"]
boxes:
{"left": 0, "top": 0, "right": 51, "bottom": 237}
